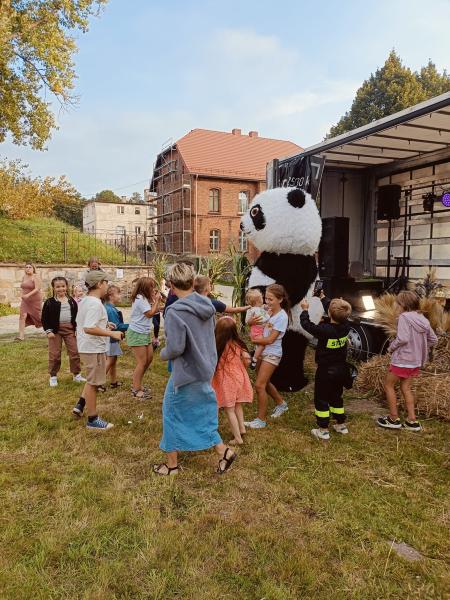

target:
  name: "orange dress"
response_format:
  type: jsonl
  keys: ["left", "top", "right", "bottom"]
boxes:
{"left": 212, "top": 342, "right": 253, "bottom": 408}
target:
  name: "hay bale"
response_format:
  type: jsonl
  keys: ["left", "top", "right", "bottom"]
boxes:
{"left": 355, "top": 354, "right": 450, "bottom": 421}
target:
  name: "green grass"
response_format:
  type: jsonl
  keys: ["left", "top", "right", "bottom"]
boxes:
{"left": 0, "top": 339, "right": 448, "bottom": 599}
{"left": 0, "top": 304, "right": 19, "bottom": 317}
{"left": 0, "top": 217, "right": 140, "bottom": 264}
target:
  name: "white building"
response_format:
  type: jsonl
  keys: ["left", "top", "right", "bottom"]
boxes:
{"left": 83, "top": 199, "right": 156, "bottom": 244}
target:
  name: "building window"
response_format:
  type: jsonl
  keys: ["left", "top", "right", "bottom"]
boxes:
{"left": 238, "top": 191, "right": 249, "bottom": 214}
{"left": 116, "top": 225, "right": 125, "bottom": 235}
{"left": 135, "top": 226, "right": 141, "bottom": 234}
{"left": 239, "top": 230, "right": 248, "bottom": 252}
{"left": 209, "top": 229, "right": 220, "bottom": 252}
{"left": 117, "top": 205, "right": 125, "bottom": 214}
{"left": 135, "top": 207, "right": 141, "bottom": 215}
{"left": 209, "top": 189, "right": 220, "bottom": 213}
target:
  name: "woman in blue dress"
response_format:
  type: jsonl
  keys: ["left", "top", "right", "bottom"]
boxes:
{"left": 153, "top": 262, "right": 237, "bottom": 476}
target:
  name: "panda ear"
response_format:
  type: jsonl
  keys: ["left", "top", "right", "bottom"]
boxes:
{"left": 287, "top": 188, "right": 306, "bottom": 208}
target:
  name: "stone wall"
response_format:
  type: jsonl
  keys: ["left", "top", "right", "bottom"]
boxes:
{"left": 0, "top": 263, "right": 154, "bottom": 306}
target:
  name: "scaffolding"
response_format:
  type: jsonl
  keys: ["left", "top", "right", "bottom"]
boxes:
{"left": 149, "top": 140, "right": 193, "bottom": 254}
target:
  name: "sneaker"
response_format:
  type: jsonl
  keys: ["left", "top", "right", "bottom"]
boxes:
{"left": 49, "top": 376, "right": 58, "bottom": 387}
{"left": 403, "top": 420, "right": 422, "bottom": 432}
{"left": 271, "top": 402, "right": 288, "bottom": 418}
{"left": 250, "top": 359, "right": 257, "bottom": 370}
{"left": 244, "top": 418, "right": 267, "bottom": 429}
{"left": 311, "top": 428, "right": 330, "bottom": 441}
{"left": 86, "top": 417, "right": 114, "bottom": 431}
{"left": 377, "top": 416, "right": 402, "bottom": 430}
{"left": 73, "top": 374, "right": 86, "bottom": 383}
{"left": 72, "top": 401, "right": 85, "bottom": 418}
{"left": 332, "top": 423, "right": 349, "bottom": 434}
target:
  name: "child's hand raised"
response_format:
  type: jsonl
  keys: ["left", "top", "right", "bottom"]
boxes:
{"left": 300, "top": 298, "right": 309, "bottom": 310}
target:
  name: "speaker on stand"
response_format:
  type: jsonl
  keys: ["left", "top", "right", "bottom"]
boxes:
{"left": 376, "top": 185, "right": 402, "bottom": 286}
{"left": 318, "top": 217, "right": 350, "bottom": 298}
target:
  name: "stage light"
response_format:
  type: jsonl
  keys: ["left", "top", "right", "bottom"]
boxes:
{"left": 362, "top": 295, "right": 375, "bottom": 310}
{"left": 442, "top": 192, "right": 450, "bottom": 207}
{"left": 422, "top": 193, "right": 437, "bottom": 212}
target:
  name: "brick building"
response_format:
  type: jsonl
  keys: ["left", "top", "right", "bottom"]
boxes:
{"left": 149, "top": 128, "right": 301, "bottom": 255}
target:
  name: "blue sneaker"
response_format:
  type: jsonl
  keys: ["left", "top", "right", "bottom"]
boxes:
{"left": 86, "top": 417, "right": 114, "bottom": 431}
{"left": 244, "top": 418, "right": 267, "bottom": 429}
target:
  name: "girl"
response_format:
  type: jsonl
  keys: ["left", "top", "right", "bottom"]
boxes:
{"left": 42, "top": 276, "right": 85, "bottom": 387}
{"left": 73, "top": 284, "right": 85, "bottom": 304}
{"left": 17, "top": 263, "right": 42, "bottom": 340}
{"left": 105, "top": 285, "right": 129, "bottom": 389}
{"left": 212, "top": 317, "right": 253, "bottom": 445}
{"left": 245, "top": 284, "right": 290, "bottom": 429}
{"left": 125, "top": 277, "right": 161, "bottom": 399}
{"left": 378, "top": 290, "right": 437, "bottom": 432}
{"left": 245, "top": 289, "right": 270, "bottom": 368}
{"left": 153, "top": 262, "right": 236, "bottom": 476}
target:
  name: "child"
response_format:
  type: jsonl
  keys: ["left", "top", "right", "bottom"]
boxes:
{"left": 72, "top": 284, "right": 85, "bottom": 304}
{"left": 245, "top": 289, "right": 270, "bottom": 369}
{"left": 377, "top": 290, "right": 437, "bottom": 432}
{"left": 212, "top": 317, "right": 253, "bottom": 445}
{"left": 72, "top": 271, "right": 122, "bottom": 430}
{"left": 42, "top": 276, "right": 86, "bottom": 387}
{"left": 194, "top": 275, "right": 250, "bottom": 315}
{"left": 245, "top": 284, "right": 290, "bottom": 429}
{"left": 300, "top": 295, "right": 352, "bottom": 441}
{"left": 104, "top": 285, "right": 129, "bottom": 388}
{"left": 125, "top": 277, "right": 161, "bottom": 399}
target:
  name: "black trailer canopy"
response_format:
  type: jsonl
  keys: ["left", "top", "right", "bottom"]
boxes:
{"left": 286, "top": 92, "right": 450, "bottom": 170}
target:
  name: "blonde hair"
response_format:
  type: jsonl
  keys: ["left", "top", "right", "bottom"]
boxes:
{"left": 169, "top": 263, "right": 195, "bottom": 291}
{"left": 328, "top": 298, "right": 352, "bottom": 323}
{"left": 193, "top": 275, "right": 210, "bottom": 294}
{"left": 246, "top": 289, "right": 263, "bottom": 306}
{"left": 105, "top": 284, "right": 121, "bottom": 302}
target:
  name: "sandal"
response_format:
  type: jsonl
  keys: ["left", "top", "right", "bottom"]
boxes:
{"left": 97, "top": 385, "right": 107, "bottom": 393}
{"left": 132, "top": 388, "right": 151, "bottom": 399}
{"left": 110, "top": 381, "right": 123, "bottom": 389}
{"left": 153, "top": 463, "right": 178, "bottom": 476}
{"left": 216, "top": 447, "right": 237, "bottom": 475}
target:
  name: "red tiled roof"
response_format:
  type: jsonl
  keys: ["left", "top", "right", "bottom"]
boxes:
{"left": 175, "top": 128, "right": 302, "bottom": 180}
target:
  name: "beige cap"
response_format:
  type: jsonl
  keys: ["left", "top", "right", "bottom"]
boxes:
{"left": 85, "top": 270, "right": 108, "bottom": 289}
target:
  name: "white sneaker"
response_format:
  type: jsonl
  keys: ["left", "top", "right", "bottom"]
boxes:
{"left": 244, "top": 418, "right": 267, "bottom": 429}
{"left": 271, "top": 402, "right": 288, "bottom": 418}
{"left": 73, "top": 374, "right": 87, "bottom": 383}
{"left": 49, "top": 376, "right": 58, "bottom": 387}
{"left": 332, "top": 423, "right": 349, "bottom": 434}
{"left": 311, "top": 428, "right": 330, "bottom": 441}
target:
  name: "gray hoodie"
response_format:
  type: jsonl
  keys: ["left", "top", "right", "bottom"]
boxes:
{"left": 160, "top": 292, "right": 217, "bottom": 389}
{"left": 390, "top": 311, "right": 438, "bottom": 368}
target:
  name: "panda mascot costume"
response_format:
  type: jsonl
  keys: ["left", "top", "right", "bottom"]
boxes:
{"left": 240, "top": 186, "right": 323, "bottom": 392}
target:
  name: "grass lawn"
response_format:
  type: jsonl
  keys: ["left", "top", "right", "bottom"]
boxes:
{"left": 0, "top": 337, "right": 448, "bottom": 599}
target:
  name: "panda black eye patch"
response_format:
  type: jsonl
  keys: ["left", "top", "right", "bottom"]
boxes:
{"left": 250, "top": 204, "right": 265, "bottom": 230}
{"left": 287, "top": 188, "right": 306, "bottom": 208}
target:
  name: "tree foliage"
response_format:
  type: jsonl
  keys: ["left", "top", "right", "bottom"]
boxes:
{"left": 0, "top": 0, "right": 107, "bottom": 149}
{"left": 130, "top": 191, "right": 144, "bottom": 204}
{"left": 327, "top": 51, "right": 450, "bottom": 138}
{"left": 94, "top": 189, "right": 122, "bottom": 203}
{"left": 0, "top": 158, "right": 82, "bottom": 220}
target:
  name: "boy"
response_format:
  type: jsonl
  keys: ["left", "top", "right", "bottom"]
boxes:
{"left": 300, "top": 294, "right": 352, "bottom": 440}
{"left": 194, "top": 275, "right": 250, "bottom": 315}
{"left": 72, "top": 271, "right": 122, "bottom": 430}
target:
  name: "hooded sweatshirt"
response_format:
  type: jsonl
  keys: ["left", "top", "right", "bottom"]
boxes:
{"left": 160, "top": 292, "right": 217, "bottom": 389}
{"left": 389, "top": 311, "right": 438, "bottom": 368}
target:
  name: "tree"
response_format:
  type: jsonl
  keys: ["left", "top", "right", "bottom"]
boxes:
{"left": 94, "top": 189, "right": 122, "bottom": 203}
{"left": 0, "top": 0, "right": 107, "bottom": 150}
{"left": 130, "top": 191, "right": 143, "bottom": 203}
{"left": 53, "top": 194, "right": 84, "bottom": 228}
{"left": 327, "top": 51, "right": 450, "bottom": 138}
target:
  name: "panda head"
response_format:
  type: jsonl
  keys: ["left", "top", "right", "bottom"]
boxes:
{"left": 240, "top": 187, "right": 322, "bottom": 255}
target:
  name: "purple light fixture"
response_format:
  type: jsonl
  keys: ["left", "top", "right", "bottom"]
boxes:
{"left": 442, "top": 192, "right": 450, "bottom": 207}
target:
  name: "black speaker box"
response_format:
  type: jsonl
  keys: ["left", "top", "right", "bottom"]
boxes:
{"left": 377, "top": 185, "right": 401, "bottom": 220}
{"left": 319, "top": 217, "right": 349, "bottom": 278}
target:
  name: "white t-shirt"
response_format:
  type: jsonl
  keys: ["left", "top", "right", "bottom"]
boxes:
{"left": 262, "top": 309, "right": 289, "bottom": 357}
{"left": 76, "top": 296, "right": 108, "bottom": 353}
{"left": 129, "top": 294, "right": 152, "bottom": 334}
{"left": 245, "top": 306, "right": 270, "bottom": 324}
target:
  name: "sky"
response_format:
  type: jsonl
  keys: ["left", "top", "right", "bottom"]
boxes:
{"left": 2, "top": 0, "right": 450, "bottom": 198}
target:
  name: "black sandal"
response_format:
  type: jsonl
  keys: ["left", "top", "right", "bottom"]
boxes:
{"left": 153, "top": 463, "right": 178, "bottom": 476}
{"left": 216, "top": 447, "right": 237, "bottom": 475}
{"left": 110, "top": 382, "right": 123, "bottom": 389}
{"left": 97, "top": 385, "right": 106, "bottom": 392}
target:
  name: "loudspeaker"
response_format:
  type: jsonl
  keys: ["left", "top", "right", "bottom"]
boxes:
{"left": 377, "top": 185, "right": 401, "bottom": 220}
{"left": 318, "top": 217, "right": 349, "bottom": 278}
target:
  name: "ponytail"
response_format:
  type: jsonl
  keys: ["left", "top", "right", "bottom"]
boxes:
{"left": 266, "top": 284, "right": 291, "bottom": 323}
